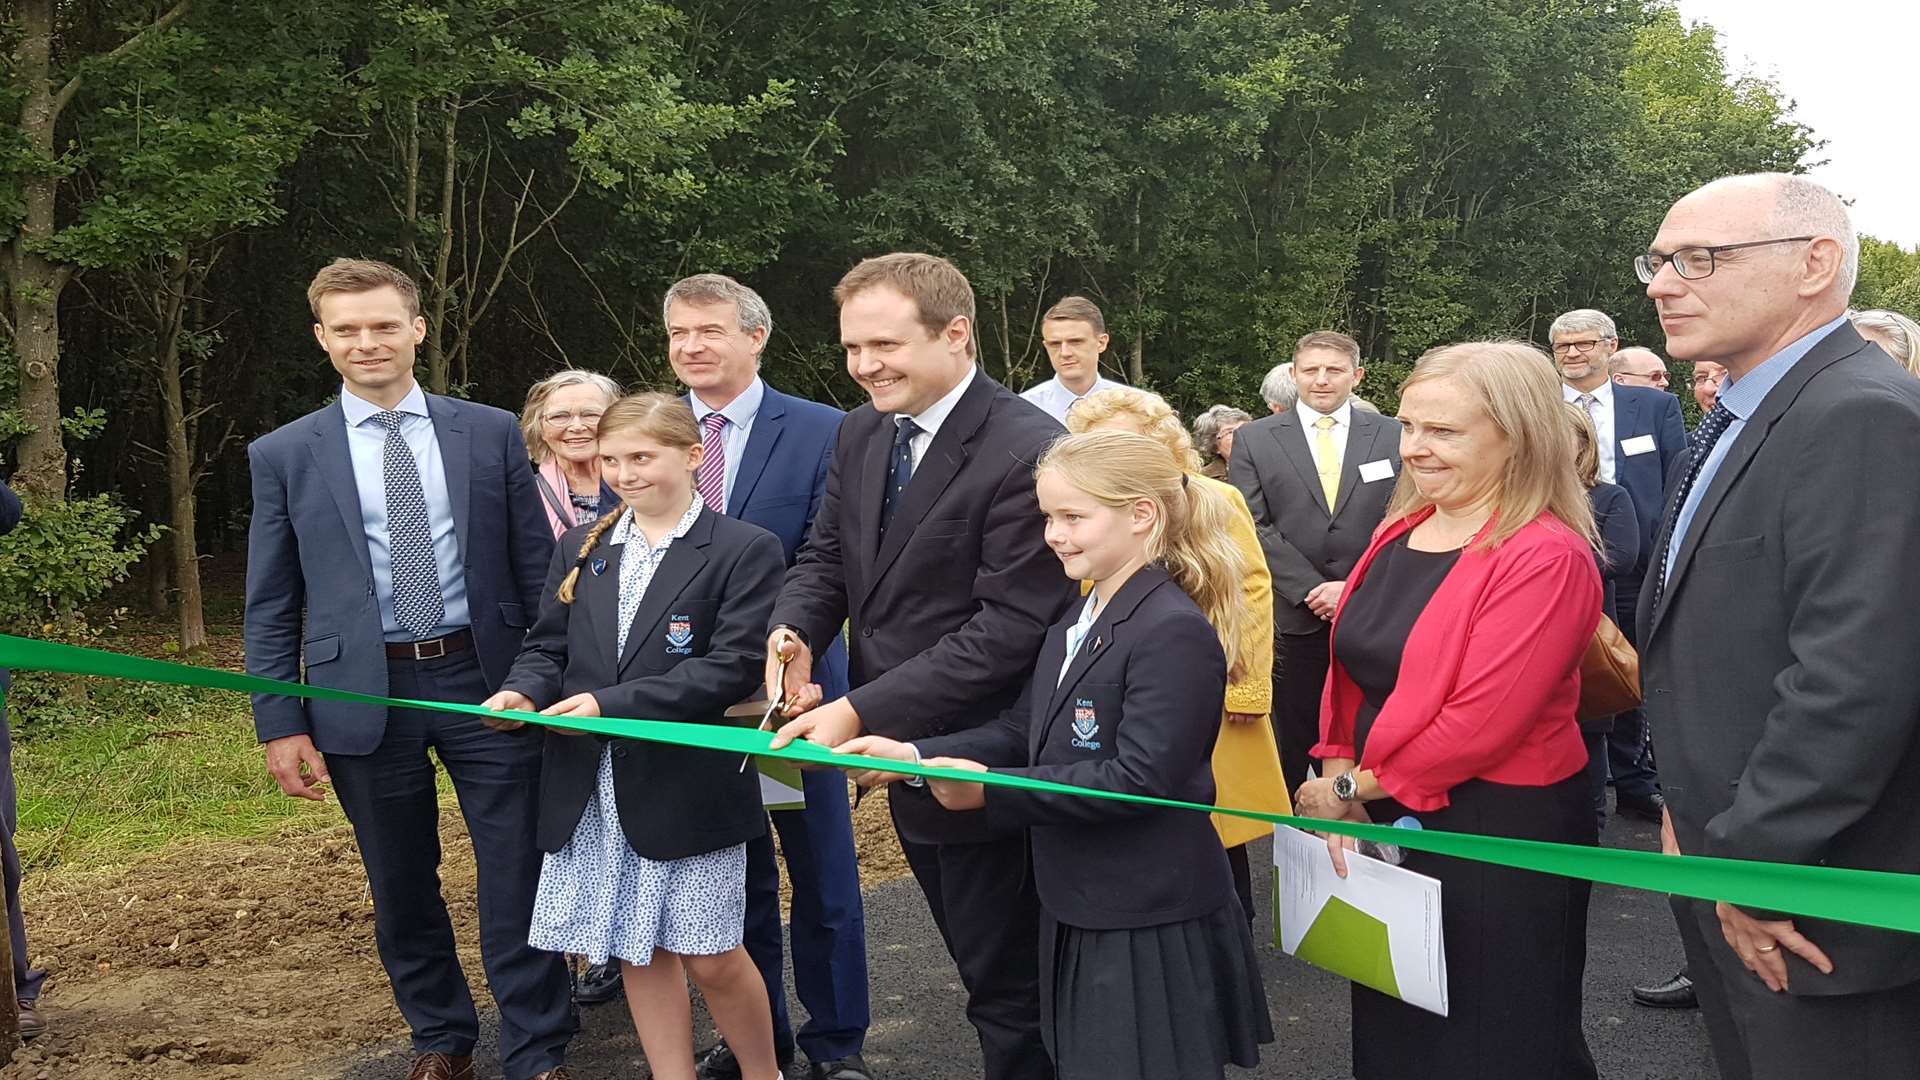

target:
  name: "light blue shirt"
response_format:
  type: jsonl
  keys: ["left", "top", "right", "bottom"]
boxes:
{"left": 689, "top": 376, "right": 766, "bottom": 514}
{"left": 1020, "top": 374, "right": 1128, "bottom": 425}
{"left": 1663, "top": 315, "right": 1846, "bottom": 584}
{"left": 340, "top": 383, "right": 470, "bottom": 640}
{"left": 1058, "top": 590, "right": 1100, "bottom": 686}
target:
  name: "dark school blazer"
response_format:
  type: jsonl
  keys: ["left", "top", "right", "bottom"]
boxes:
{"left": 503, "top": 505, "right": 786, "bottom": 862}
{"left": 916, "top": 565, "right": 1236, "bottom": 930}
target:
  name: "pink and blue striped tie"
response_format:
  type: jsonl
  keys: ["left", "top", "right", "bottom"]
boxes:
{"left": 697, "top": 412, "right": 728, "bottom": 513}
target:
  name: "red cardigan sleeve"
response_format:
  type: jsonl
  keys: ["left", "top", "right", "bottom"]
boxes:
{"left": 1366, "top": 539, "right": 1599, "bottom": 809}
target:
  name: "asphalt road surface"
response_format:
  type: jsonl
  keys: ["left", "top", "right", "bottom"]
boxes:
{"left": 339, "top": 807, "right": 1723, "bottom": 1079}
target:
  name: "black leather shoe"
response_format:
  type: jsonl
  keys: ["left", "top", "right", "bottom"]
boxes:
{"left": 811, "top": 1055, "right": 875, "bottom": 1080}
{"left": 1631, "top": 970, "right": 1698, "bottom": 1009}
{"left": 573, "top": 960, "right": 623, "bottom": 1005}
{"left": 16, "top": 997, "right": 44, "bottom": 1040}
{"left": 1615, "top": 791, "right": 1667, "bottom": 823}
{"left": 696, "top": 1041, "right": 797, "bottom": 1080}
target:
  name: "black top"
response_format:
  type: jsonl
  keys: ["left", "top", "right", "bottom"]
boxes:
{"left": 1333, "top": 534, "right": 1461, "bottom": 758}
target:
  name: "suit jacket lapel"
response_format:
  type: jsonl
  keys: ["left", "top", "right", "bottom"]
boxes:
{"left": 612, "top": 511, "right": 714, "bottom": 680}
{"left": 714, "top": 386, "right": 786, "bottom": 514}
{"left": 855, "top": 414, "right": 894, "bottom": 598}
{"left": 1039, "top": 569, "right": 1166, "bottom": 744}
{"left": 308, "top": 403, "right": 374, "bottom": 581}
{"left": 584, "top": 541, "right": 626, "bottom": 663}
{"left": 1028, "top": 624, "right": 1071, "bottom": 758}
{"left": 426, "top": 394, "right": 472, "bottom": 559}
{"left": 865, "top": 372, "right": 993, "bottom": 599}
{"left": 1331, "top": 411, "right": 1382, "bottom": 520}
{"left": 1270, "top": 413, "right": 1331, "bottom": 517}
{"left": 1611, "top": 388, "right": 1641, "bottom": 457}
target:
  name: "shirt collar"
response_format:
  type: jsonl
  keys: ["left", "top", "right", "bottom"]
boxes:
{"left": 610, "top": 495, "right": 703, "bottom": 549}
{"left": 1295, "top": 398, "right": 1353, "bottom": 429}
{"left": 903, "top": 364, "right": 978, "bottom": 437}
{"left": 1562, "top": 380, "right": 1613, "bottom": 407}
{"left": 690, "top": 375, "right": 765, "bottom": 429}
{"left": 1716, "top": 315, "right": 1847, "bottom": 421}
{"left": 341, "top": 381, "right": 428, "bottom": 426}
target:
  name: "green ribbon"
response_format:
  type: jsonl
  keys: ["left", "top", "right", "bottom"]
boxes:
{"left": 5, "top": 631, "right": 1919, "bottom": 935}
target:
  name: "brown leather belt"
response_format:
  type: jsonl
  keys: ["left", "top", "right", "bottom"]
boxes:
{"left": 385, "top": 628, "right": 475, "bottom": 661}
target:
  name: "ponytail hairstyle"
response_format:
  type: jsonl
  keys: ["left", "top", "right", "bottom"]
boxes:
{"left": 1036, "top": 430, "right": 1252, "bottom": 683}
{"left": 555, "top": 392, "right": 703, "bottom": 604}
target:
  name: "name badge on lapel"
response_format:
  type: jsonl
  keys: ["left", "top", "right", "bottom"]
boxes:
{"left": 665, "top": 613, "right": 695, "bottom": 654}
{"left": 1359, "top": 459, "right": 1395, "bottom": 483}
{"left": 1621, "top": 434, "right": 1657, "bottom": 457}
{"left": 1071, "top": 697, "right": 1102, "bottom": 750}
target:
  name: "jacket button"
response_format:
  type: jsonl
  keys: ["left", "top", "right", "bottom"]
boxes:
{"left": 614, "top": 746, "right": 628, "bottom": 758}
{"left": 861, "top": 627, "right": 873, "bottom": 638}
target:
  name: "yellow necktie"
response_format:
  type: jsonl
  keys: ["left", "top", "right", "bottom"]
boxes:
{"left": 1315, "top": 415, "right": 1341, "bottom": 511}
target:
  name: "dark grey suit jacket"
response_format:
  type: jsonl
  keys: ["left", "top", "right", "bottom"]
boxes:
{"left": 1229, "top": 406, "right": 1401, "bottom": 635}
{"left": 244, "top": 393, "right": 555, "bottom": 754}
{"left": 1638, "top": 323, "right": 1920, "bottom": 995}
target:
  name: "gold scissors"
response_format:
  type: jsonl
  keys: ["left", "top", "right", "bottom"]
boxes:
{"left": 740, "top": 653, "right": 791, "bottom": 773}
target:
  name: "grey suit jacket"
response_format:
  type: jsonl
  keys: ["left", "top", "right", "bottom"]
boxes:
{"left": 244, "top": 393, "right": 555, "bottom": 755}
{"left": 1638, "top": 323, "right": 1920, "bottom": 995}
{"left": 1230, "top": 407, "right": 1401, "bottom": 635}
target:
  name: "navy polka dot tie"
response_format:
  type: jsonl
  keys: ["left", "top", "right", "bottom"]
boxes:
{"left": 880, "top": 417, "right": 920, "bottom": 535}
{"left": 1652, "top": 401, "right": 1736, "bottom": 610}
{"left": 371, "top": 410, "right": 445, "bottom": 639}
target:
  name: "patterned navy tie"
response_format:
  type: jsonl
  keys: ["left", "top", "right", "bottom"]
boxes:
{"left": 879, "top": 417, "right": 920, "bottom": 534}
{"left": 371, "top": 410, "right": 445, "bottom": 639}
{"left": 1651, "top": 401, "right": 1736, "bottom": 609}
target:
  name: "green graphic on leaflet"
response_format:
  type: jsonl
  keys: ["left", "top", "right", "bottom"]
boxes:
{"left": 1288, "top": 896, "right": 1401, "bottom": 1000}
{"left": 760, "top": 758, "right": 806, "bottom": 811}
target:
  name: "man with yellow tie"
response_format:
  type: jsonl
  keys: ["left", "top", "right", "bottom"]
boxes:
{"left": 1228, "top": 331, "right": 1402, "bottom": 795}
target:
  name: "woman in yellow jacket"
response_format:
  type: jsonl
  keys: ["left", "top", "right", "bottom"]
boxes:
{"left": 1067, "top": 388, "right": 1291, "bottom": 929}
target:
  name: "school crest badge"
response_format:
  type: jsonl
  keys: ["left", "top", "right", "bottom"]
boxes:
{"left": 1070, "top": 698, "right": 1101, "bottom": 749}
{"left": 665, "top": 614, "right": 694, "bottom": 650}
{"left": 589, "top": 557, "right": 608, "bottom": 576}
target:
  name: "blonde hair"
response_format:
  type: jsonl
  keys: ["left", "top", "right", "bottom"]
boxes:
{"left": 1037, "top": 431, "right": 1251, "bottom": 683}
{"left": 519, "top": 369, "right": 623, "bottom": 463}
{"left": 554, "top": 393, "right": 702, "bottom": 604}
{"left": 1387, "top": 341, "right": 1600, "bottom": 551}
{"left": 1850, "top": 309, "right": 1920, "bottom": 377}
{"left": 1065, "top": 387, "right": 1204, "bottom": 471}
{"left": 1564, "top": 401, "right": 1600, "bottom": 489}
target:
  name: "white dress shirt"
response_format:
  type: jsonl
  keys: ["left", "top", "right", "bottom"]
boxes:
{"left": 1563, "top": 380, "right": 1616, "bottom": 483}
{"left": 1295, "top": 399, "right": 1354, "bottom": 475}
{"left": 1020, "top": 374, "right": 1127, "bottom": 424}
{"left": 900, "top": 364, "right": 978, "bottom": 469}
{"left": 689, "top": 375, "right": 766, "bottom": 513}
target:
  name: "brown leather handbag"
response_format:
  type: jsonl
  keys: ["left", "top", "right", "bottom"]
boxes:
{"left": 1578, "top": 613, "right": 1642, "bottom": 722}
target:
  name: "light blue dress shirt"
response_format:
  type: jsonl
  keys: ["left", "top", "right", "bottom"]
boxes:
{"left": 340, "top": 383, "right": 471, "bottom": 640}
{"left": 1057, "top": 590, "right": 1100, "bottom": 686}
{"left": 1020, "top": 374, "right": 1128, "bottom": 425}
{"left": 689, "top": 376, "right": 766, "bottom": 514}
{"left": 1663, "top": 315, "right": 1846, "bottom": 585}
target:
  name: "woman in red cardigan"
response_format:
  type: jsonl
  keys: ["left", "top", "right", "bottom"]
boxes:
{"left": 1294, "top": 340, "right": 1604, "bottom": 1080}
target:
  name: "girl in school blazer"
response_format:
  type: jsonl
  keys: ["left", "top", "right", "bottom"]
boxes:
{"left": 840, "top": 430, "right": 1274, "bottom": 1080}
{"left": 483, "top": 392, "right": 790, "bottom": 1080}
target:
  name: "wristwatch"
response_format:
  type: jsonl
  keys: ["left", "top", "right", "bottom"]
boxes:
{"left": 1332, "top": 769, "right": 1360, "bottom": 803}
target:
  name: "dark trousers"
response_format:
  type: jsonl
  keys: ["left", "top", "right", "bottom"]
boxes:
{"left": 1673, "top": 896, "right": 1920, "bottom": 1080}
{"left": 1581, "top": 729, "right": 1610, "bottom": 835}
{"left": 1272, "top": 627, "right": 1332, "bottom": 797}
{"left": 742, "top": 767, "right": 871, "bottom": 1063}
{"left": 1226, "top": 843, "right": 1255, "bottom": 933}
{"left": 0, "top": 671, "right": 44, "bottom": 1001}
{"left": 1607, "top": 577, "right": 1660, "bottom": 799}
{"left": 324, "top": 652, "right": 574, "bottom": 1080}
{"left": 899, "top": 830, "right": 1052, "bottom": 1080}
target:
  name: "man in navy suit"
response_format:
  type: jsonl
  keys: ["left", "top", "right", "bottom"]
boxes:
{"left": 244, "top": 259, "right": 572, "bottom": 1080}
{"left": 660, "top": 274, "right": 872, "bottom": 1080}
{"left": 1551, "top": 308, "right": 1687, "bottom": 822}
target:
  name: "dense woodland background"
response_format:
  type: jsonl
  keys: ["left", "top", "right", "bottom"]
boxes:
{"left": 3, "top": 0, "right": 1918, "bottom": 652}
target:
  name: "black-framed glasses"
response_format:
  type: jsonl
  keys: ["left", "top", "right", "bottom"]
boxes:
{"left": 1635, "top": 237, "right": 1814, "bottom": 283}
{"left": 1552, "top": 338, "right": 1608, "bottom": 356}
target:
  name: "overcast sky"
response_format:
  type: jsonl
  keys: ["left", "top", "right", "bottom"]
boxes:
{"left": 1674, "top": 0, "right": 1918, "bottom": 246}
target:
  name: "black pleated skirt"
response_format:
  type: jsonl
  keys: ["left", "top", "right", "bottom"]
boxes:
{"left": 1352, "top": 773, "right": 1598, "bottom": 1080}
{"left": 1041, "top": 897, "right": 1274, "bottom": 1080}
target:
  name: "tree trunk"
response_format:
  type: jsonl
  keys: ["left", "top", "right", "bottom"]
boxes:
{"left": 423, "top": 97, "right": 459, "bottom": 394}
{"left": 154, "top": 256, "right": 207, "bottom": 651}
{"left": 141, "top": 474, "right": 173, "bottom": 616}
{"left": 7, "top": 0, "right": 70, "bottom": 501}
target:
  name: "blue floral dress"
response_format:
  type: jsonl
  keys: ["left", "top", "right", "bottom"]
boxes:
{"left": 527, "top": 499, "right": 748, "bottom": 965}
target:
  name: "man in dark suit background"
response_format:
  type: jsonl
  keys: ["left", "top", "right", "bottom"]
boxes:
{"left": 245, "top": 259, "right": 572, "bottom": 1080}
{"left": 1638, "top": 173, "right": 1920, "bottom": 1080}
{"left": 0, "top": 479, "right": 44, "bottom": 1040}
{"left": 659, "top": 273, "right": 873, "bottom": 1080}
{"left": 768, "top": 252, "right": 1071, "bottom": 1080}
{"left": 1229, "top": 331, "right": 1400, "bottom": 796}
{"left": 1550, "top": 308, "right": 1687, "bottom": 823}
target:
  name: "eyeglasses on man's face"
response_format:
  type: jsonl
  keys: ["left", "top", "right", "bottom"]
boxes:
{"left": 1635, "top": 236, "right": 1814, "bottom": 284}
{"left": 1552, "top": 338, "right": 1609, "bottom": 356}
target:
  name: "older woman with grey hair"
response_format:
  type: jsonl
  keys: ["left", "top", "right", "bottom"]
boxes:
{"left": 1850, "top": 308, "right": 1920, "bottom": 377}
{"left": 1195, "top": 404, "right": 1255, "bottom": 480}
{"left": 520, "top": 368, "right": 624, "bottom": 538}
{"left": 1260, "top": 361, "right": 1298, "bottom": 413}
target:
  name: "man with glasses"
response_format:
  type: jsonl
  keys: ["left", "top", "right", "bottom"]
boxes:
{"left": 1610, "top": 346, "right": 1673, "bottom": 390}
{"left": 1690, "top": 360, "right": 1727, "bottom": 416}
{"left": 1634, "top": 172, "right": 1920, "bottom": 1080}
{"left": 1550, "top": 310, "right": 1686, "bottom": 826}
{"left": 662, "top": 273, "right": 875, "bottom": 1080}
